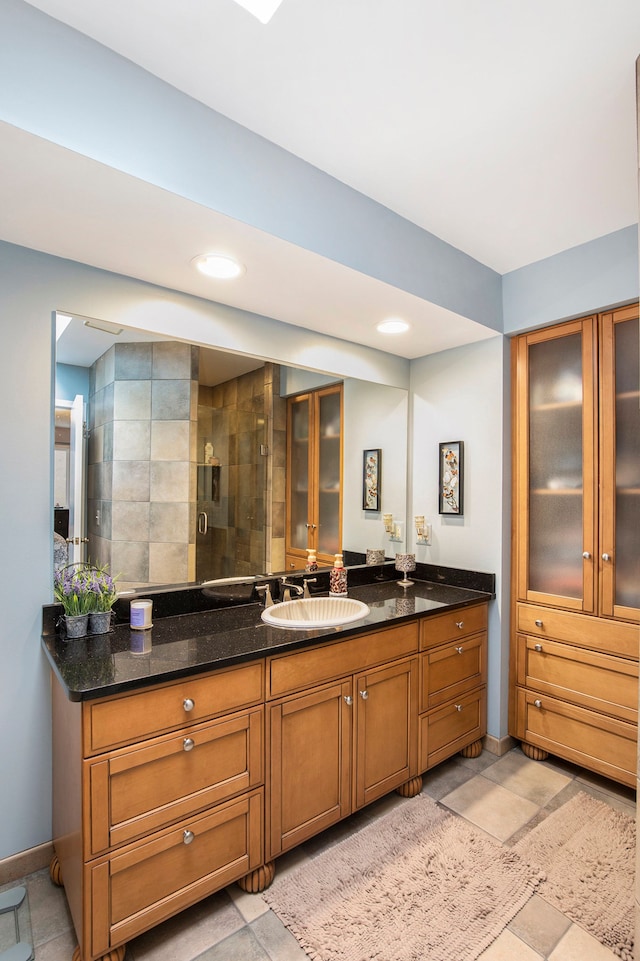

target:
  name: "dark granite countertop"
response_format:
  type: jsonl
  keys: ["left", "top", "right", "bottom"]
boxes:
{"left": 41, "top": 563, "right": 494, "bottom": 702}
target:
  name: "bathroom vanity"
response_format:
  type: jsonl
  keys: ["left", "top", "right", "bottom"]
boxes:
{"left": 42, "top": 565, "right": 493, "bottom": 961}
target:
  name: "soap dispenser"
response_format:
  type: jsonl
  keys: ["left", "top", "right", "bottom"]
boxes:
{"left": 305, "top": 549, "right": 318, "bottom": 573}
{"left": 329, "top": 553, "right": 348, "bottom": 597}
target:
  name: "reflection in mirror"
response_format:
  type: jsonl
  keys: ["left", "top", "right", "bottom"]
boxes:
{"left": 54, "top": 315, "right": 408, "bottom": 591}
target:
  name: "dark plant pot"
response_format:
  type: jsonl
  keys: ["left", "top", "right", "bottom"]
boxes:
{"left": 63, "top": 614, "right": 89, "bottom": 639}
{"left": 89, "top": 611, "right": 112, "bottom": 635}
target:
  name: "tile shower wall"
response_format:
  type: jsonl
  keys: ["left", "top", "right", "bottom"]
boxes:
{"left": 87, "top": 342, "right": 198, "bottom": 590}
{"left": 196, "top": 363, "right": 286, "bottom": 580}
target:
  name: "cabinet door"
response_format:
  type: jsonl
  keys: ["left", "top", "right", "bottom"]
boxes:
{"left": 513, "top": 318, "right": 598, "bottom": 612}
{"left": 599, "top": 305, "right": 640, "bottom": 621}
{"left": 267, "top": 679, "right": 352, "bottom": 859}
{"left": 286, "top": 394, "right": 312, "bottom": 559}
{"left": 316, "top": 386, "right": 342, "bottom": 558}
{"left": 354, "top": 658, "right": 418, "bottom": 810}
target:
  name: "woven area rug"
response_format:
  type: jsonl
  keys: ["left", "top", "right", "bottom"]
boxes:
{"left": 513, "top": 791, "right": 635, "bottom": 961}
{"left": 263, "top": 794, "right": 544, "bottom": 961}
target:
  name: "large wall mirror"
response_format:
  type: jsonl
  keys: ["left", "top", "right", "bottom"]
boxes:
{"left": 54, "top": 314, "right": 408, "bottom": 591}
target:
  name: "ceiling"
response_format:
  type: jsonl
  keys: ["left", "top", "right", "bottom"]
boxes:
{"left": 6, "top": 0, "right": 640, "bottom": 363}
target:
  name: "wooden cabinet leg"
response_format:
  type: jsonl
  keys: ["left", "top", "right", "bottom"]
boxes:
{"left": 237, "top": 861, "right": 275, "bottom": 893}
{"left": 460, "top": 739, "right": 483, "bottom": 759}
{"left": 49, "top": 853, "right": 63, "bottom": 887}
{"left": 395, "top": 775, "right": 423, "bottom": 798}
{"left": 520, "top": 741, "right": 549, "bottom": 761}
{"left": 72, "top": 947, "right": 125, "bottom": 961}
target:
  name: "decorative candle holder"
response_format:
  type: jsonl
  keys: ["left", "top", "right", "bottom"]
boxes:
{"left": 395, "top": 553, "right": 416, "bottom": 588}
{"left": 366, "top": 548, "right": 385, "bottom": 566}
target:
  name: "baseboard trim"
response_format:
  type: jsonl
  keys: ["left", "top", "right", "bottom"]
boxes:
{"left": 0, "top": 841, "right": 53, "bottom": 885}
{"left": 483, "top": 734, "right": 517, "bottom": 757}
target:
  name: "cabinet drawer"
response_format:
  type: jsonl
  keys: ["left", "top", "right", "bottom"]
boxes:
{"left": 84, "top": 661, "right": 264, "bottom": 755}
{"left": 420, "top": 604, "right": 487, "bottom": 650}
{"left": 420, "top": 633, "right": 486, "bottom": 711}
{"left": 516, "top": 634, "right": 637, "bottom": 723}
{"left": 515, "top": 688, "right": 636, "bottom": 787}
{"left": 267, "top": 622, "right": 418, "bottom": 698}
{"left": 516, "top": 603, "right": 639, "bottom": 659}
{"left": 87, "top": 789, "right": 263, "bottom": 958}
{"left": 86, "top": 707, "right": 264, "bottom": 856}
{"left": 419, "top": 688, "right": 486, "bottom": 772}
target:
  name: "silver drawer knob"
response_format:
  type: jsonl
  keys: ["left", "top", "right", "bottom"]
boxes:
{"left": 455, "top": 621, "right": 464, "bottom": 629}
{"left": 534, "top": 643, "right": 542, "bottom": 652}
{"left": 602, "top": 553, "right": 611, "bottom": 562}
{"left": 455, "top": 646, "right": 463, "bottom": 654}
{"left": 534, "top": 699, "right": 542, "bottom": 709}
{"left": 359, "top": 690, "right": 368, "bottom": 700}
{"left": 455, "top": 704, "right": 462, "bottom": 712}
{"left": 183, "top": 738, "right": 195, "bottom": 752}
{"left": 582, "top": 551, "right": 591, "bottom": 559}
{"left": 534, "top": 619, "right": 543, "bottom": 628}
{"left": 183, "top": 830, "right": 195, "bottom": 845}
{"left": 183, "top": 698, "right": 195, "bottom": 712}
{"left": 344, "top": 695, "right": 353, "bottom": 706}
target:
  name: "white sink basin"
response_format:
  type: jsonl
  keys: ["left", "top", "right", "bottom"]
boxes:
{"left": 261, "top": 596, "right": 370, "bottom": 629}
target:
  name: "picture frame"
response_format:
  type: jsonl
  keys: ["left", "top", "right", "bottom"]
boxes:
{"left": 362, "top": 449, "right": 382, "bottom": 511}
{"left": 438, "top": 441, "right": 464, "bottom": 515}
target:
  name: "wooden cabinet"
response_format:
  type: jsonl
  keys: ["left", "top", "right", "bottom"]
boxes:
{"left": 266, "top": 623, "right": 419, "bottom": 859}
{"left": 418, "top": 604, "right": 488, "bottom": 770}
{"left": 52, "top": 661, "right": 265, "bottom": 961}
{"left": 285, "top": 383, "right": 342, "bottom": 570}
{"left": 510, "top": 304, "right": 639, "bottom": 785}
{"left": 51, "top": 600, "right": 490, "bottom": 960}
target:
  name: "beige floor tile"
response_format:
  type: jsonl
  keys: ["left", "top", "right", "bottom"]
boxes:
{"left": 441, "top": 775, "right": 540, "bottom": 841}
{"left": 126, "top": 890, "right": 244, "bottom": 961}
{"left": 548, "top": 923, "right": 621, "bottom": 960}
{"left": 508, "top": 894, "right": 571, "bottom": 956}
{"left": 477, "top": 927, "right": 542, "bottom": 960}
{"left": 482, "top": 751, "right": 571, "bottom": 806}
{"left": 227, "top": 885, "right": 270, "bottom": 923}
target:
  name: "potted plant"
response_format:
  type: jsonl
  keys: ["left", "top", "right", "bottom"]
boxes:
{"left": 54, "top": 563, "right": 119, "bottom": 638}
{"left": 54, "top": 563, "right": 95, "bottom": 638}
{"left": 86, "top": 564, "right": 119, "bottom": 635}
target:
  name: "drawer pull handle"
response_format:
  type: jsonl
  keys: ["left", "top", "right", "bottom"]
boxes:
{"left": 455, "top": 704, "right": 462, "bottom": 712}
{"left": 534, "top": 699, "right": 542, "bottom": 709}
{"left": 455, "top": 621, "right": 464, "bottom": 630}
{"left": 183, "top": 830, "right": 195, "bottom": 845}
{"left": 455, "top": 646, "right": 463, "bottom": 654}
{"left": 344, "top": 695, "right": 353, "bottom": 706}
{"left": 183, "top": 738, "right": 195, "bottom": 752}
{"left": 534, "top": 643, "right": 543, "bottom": 652}
{"left": 183, "top": 698, "right": 195, "bottom": 712}
{"left": 359, "top": 690, "right": 368, "bottom": 700}
{"left": 534, "top": 620, "right": 543, "bottom": 628}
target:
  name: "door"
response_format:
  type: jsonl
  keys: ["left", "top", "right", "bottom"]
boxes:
{"left": 68, "top": 393, "right": 87, "bottom": 565}
{"left": 267, "top": 679, "right": 352, "bottom": 859}
{"left": 354, "top": 658, "right": 418, "bottom": 809}
{"left": 599, "top": 304, "right": 640, "bottom": 621}
{"left": 513, "top": 318, "right": 598, "bottom": 612}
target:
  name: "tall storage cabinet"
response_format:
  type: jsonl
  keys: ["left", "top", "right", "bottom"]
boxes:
{"left": 510, "top": 304, "right": 640, "bottom": 786}
{"left": 285, "top": 383, "right": 343, "bottom": 570}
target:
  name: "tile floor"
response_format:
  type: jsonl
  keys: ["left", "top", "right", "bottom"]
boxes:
{"left": 2, "top": 747, "right": 635, "bottom": 961}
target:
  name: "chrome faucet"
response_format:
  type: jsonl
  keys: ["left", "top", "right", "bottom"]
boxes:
{"left": 303, "top": 577, "right": 317, "bottom": 598}
{"left": 281, "top": 578, "right": 304, "bottom": 602}
{"left": 255, "top": 584, "right": 274, "bottom": 607}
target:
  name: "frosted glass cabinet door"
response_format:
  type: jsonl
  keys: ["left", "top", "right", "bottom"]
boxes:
{"left": 288, "top": 396, "right": 311, "bottom": 552}
{"left": 316, "top": 389, "right": 342, "bottom": 556}
{"left": 599, "top": 306, "right": 640, "bottom": 620}
{"left": 514, "top": 318, "right": 597, "bottom": 612}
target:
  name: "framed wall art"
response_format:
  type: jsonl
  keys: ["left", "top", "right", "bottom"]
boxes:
{"left": 438, "top": 441, "right": 464, "bottom": 515}
{"left": 362, "top": 448, "right": 382, "bottom": 511}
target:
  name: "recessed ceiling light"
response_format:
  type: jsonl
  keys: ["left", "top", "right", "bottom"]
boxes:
{"left": 193, "top": 254, "right": 245, "bottom": 280}
{"left": 376, "top": 318, "right": 410, "bottom": 335}
{"left": 232, "top": 0, "right": 285, "bottom": 24}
